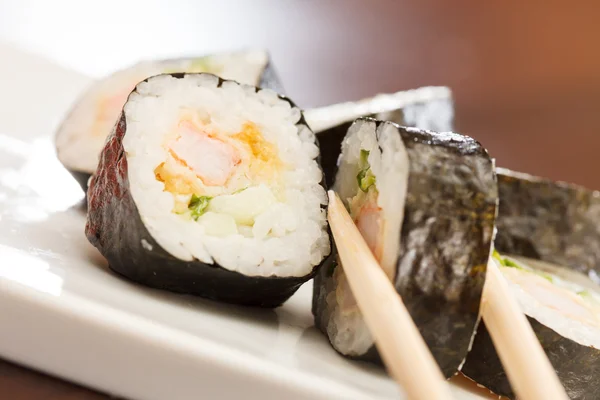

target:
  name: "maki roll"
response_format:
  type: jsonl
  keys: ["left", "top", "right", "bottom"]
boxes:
{"left": 86, "top": 73, "right": 330, "bottom": 307}
{"left": 462, "top": 169, "right": 600, "bottom": 399}
{"left": 304, "top": 86, "right": 453, "bottom": 188}
{"left": 312, "top": 118, "right": 497, "bottom": 377}
{"left": 56, "top": 50, "right": 282, "bottom": 191}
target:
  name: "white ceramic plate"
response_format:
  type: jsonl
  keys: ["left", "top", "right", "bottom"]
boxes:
{"left": 0, "top": 42, "right": 497, "bottom": 400}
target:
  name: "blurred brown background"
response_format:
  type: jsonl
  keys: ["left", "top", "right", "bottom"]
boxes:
{"left": 0, "top": 0, "right": 599, "bottom": 398}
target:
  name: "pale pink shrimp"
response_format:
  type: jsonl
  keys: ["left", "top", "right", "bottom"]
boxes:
{"left": 337, "top": 196, "right": 384, "bottom": 313}
{"left": 354, "top": 199, "right": 383, "bottom": 262}
{"left": 169, "top": 121, "right": 241, "bottom": 186}
{"left": 503, "top": 268, "right": 598, "bottom": 327}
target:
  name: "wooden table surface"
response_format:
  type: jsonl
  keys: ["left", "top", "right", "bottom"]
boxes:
{"left": 1, "top": 1, "right": 599, "bottom": 398}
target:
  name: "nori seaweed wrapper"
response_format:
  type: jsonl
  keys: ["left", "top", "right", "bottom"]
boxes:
{"left": 462, "top": 168, "right": 600, "bottom": 399}
{"left": 463, "top": 318, "right": 600, "bottom": 400}
{"left": 313, "top": 118, "right": 497, "bottom": 377}
{"left": 86, "top": 73, "right": 331, "bottom": 308}
{"left": 495, "top": 168, "right": 600, "bottom": 280}
{"left": 58, "top": 51, "right": 284, "bottom": 194}
{"left": 305, "top": 87, "right": 453, "bottom": 188}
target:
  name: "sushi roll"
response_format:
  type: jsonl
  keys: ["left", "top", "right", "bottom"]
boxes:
{"left": 462, "top": 169, "right": 600, "bottom": 399}
{"left": 304, "top": 86, "right": 453, "bottom": 188}
{"left": 56, "top": 50, "right": 282, "bottom": 192}
{"left": 85, "top": 73, "right": 331, "bottom": 307}
{"left": 312, "top": 118, "right": 497, "bottom": 377}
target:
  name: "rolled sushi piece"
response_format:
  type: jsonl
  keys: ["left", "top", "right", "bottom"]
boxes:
{"left": 56, "top": 50, "right": 282, "bottom": 191}
{"left": 304, "top": 86, "right": 453, "bottom": 188}
{"left": 312, "top": 117, "right": 497, "bottom": 377}
{"left": 462, "top": 169, "right": 600, "bottom": 399}
{"left": 86, "top": 73, "right": 330, "bottom": 307}
{"left": 463, "top": 253, "right": 600, "bottom": 400}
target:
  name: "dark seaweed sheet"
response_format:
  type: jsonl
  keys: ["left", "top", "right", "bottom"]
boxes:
{"left": 462, "top": 168, "right": 600, "bottom": 398}
{"left": 495, "top": 168, "right": 600, "bottom": 280}
{"left": 463, "top": 318, "right": 600, "bottom": 400}
{"left": 315, "top": 91, "right": 453, "bottom": 188}
{"left": 86, "top": 73, "right": 330, "bottom": 308}
{"left": 58, "top": 52, "right": 285, "bottom": 192}
{"left": 313, "top": 118, "right": 497, "bottom": 377}
{"left": 317, "top": 122, "right": 353, "bottom": 189}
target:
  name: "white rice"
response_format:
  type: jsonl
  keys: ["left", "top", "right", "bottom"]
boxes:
{"left": 501, "top": 255, "right": 600, "bottom": 349}
{"left": 123, "top": 73, "right": 329, "bottom": 278}
{"left": 325, "top": 119, "right": 409, "bottom": 355}
{"left": 56, "top": 50, "right": 269, "bottom": 175}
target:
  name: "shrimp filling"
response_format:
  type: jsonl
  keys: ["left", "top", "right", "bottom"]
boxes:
{"left": 335, "top": 150, "right": 384, "bottom": 313}
{"left": 153, "top": 114, "right": 287, "bottom": 238}
{"left": 350, "top": 150, "right": 383, "bottom": 259}
{"left": 494, "top": 252, "right": 600, "bottom": 346}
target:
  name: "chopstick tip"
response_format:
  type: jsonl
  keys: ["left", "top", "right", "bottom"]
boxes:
{"left": 327, "top": 190, "right": 336, "bottom": 203}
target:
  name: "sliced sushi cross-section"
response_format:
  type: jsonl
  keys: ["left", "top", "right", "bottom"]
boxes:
{"left": 86, "top": 73, "right": 331, "bottom": 307}
{"left": 312, "top": 118, "right": 498, "bottom": 377}
{"left": 463, "top": 169, "right": 600, "bottom": 400}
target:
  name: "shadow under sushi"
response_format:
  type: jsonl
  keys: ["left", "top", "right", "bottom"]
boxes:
{"left": 83, "top": 244, "right": 281, "bottom": 331}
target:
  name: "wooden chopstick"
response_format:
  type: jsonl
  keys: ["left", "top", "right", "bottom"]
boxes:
{"left": 327, "top": 191, "right": 454, "bottom": 400}
{"left": 481, "top": 257, "right": 568, "bottom": 399}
